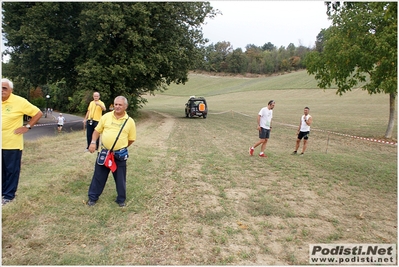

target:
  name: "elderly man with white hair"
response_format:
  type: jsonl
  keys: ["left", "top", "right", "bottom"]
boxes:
{"left": 2, "top": 78, "right": 43, "bottom": 205}
{"left": 86, "top": 96, "right": 136, "bottom": 208}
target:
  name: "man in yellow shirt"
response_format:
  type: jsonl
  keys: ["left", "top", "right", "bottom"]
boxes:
{"left": 87, "top": 96, "right": 136, "bottom": 207}
{"left": 83, "top": 92, "right": 106, "bottom": 150}
{"left": 2, "top": 78, "right": 43, "bottom": 205}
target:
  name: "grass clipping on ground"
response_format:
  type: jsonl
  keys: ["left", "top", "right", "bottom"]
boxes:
{"left": 2, "top": 108, "right": 397, "bottom": 265}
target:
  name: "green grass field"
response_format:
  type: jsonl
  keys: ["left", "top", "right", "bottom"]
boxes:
{"left": 2, "top": 70, "right": 397, "bottom": 265}
{"left": 146, "top": 71, "right": 396, "bottom": 140}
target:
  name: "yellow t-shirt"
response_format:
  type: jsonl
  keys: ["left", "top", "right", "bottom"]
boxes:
{"left": 2, "top": 93, "right": 41, "bottom": 150}
{"left": 95, "top": 111, "right": 136, "bottom": 151}
{"left": 87, "top": 100, "right": 105, "bottom": 121}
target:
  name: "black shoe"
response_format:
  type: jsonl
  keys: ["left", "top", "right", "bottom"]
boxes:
{"left": 292, "top": 151, "right": 297, "bottom": 155}
{"left": 87, "top": 199, "right": 96, "bottom": 206}
{"left": 118, "top": 202, "right": 126, "bottom": 207}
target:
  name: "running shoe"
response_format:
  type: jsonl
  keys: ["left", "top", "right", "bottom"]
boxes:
{"left": 249, "top": 147, "right": 254, "bottom": 156}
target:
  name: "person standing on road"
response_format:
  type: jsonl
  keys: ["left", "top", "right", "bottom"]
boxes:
{"left": 292, "top": 107, "right": 313, "bottom": 156}
{"left": 249, "top": 100, "right": 275, "bottom": 158}
{"left": 2, "top": 78, "right": 43, "bottom": 205}
{"left": 83, "top": 92, "right": 106, "bottom": 151}
{"left": 86, "top": 96, "right": 136, "bottom": 207}
{"left": 56, "top": 113, "right": 66, "bottom": 133}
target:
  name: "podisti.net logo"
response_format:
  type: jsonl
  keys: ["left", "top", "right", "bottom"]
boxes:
{"left": 309, "top": 244, "right": 396, "bottom": 265}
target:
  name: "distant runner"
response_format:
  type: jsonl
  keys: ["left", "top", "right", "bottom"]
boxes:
{"left": 57, "top": 113, "right": 66, "bottom": 133}
{"left": 292, "top": 107, "right": 313, "bottom": 156}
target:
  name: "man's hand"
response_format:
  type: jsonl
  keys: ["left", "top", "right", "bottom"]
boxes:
{"left": 88, "top": 143, "right": 96, "bottom": 153}
{"left": 14, "top": 126, "right": 30, "bottom": 135}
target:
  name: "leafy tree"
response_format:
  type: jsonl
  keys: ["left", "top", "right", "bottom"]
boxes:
{"left": 261, "top": 42, "right": 276, "bottom": 51}
{"left": 245, "top": 44, "right": 260, "bottom": 51}
{"left": 294, "top": 45, "right": 310, "bottom": 69}
{"left": 213, "top": 41, "right": 233, "bottom": 72}
{"left": 306, "top": 2, "right": 397, "bottom": 138}
{"left": 226, "top": 48, "right": 247, "bottom": 74}
{"left": 245, "top": 45, "right": 263, "bottom": 73}
{"left": 201, "top": 44, "right": 217, "bottom": 72}
{"left": 289, "top": 56, "right": 301, "bottom": 70}
{"left": 261, "top": 51, "right": 276, "bottom": 74}
{"left": 287, "top": 43, "right": 296, "bottom": 57}
{"left": 200, "top": 41, "right": 233, "bottom": 72}
{"left": 2, "top": 3, "right": 82, "bottom": 88}
{"left": 276, "top": 46, "right": 290, "bottom": 72}
{"left": 2, "top": 2, "right": 217, "bottom": 114}
{"left": 314, "top": 29, "right": 327, "bottom": 53}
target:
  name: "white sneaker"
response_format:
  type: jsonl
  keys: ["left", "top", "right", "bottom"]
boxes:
{"left": 2, "top": 198, "right": 13, "bottom": 206}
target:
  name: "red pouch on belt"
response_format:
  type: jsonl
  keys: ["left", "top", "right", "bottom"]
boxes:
{"left": 105, "top": 152, "right": 117, "bottom": 172}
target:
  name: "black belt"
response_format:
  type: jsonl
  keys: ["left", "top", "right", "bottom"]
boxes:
{"left": 101, "top": 146, "right": 126, "bottom": 153}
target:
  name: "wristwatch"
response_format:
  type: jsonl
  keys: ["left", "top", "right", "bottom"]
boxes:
{"left": 25, "top": 124, "right": 31, "bottom": 129}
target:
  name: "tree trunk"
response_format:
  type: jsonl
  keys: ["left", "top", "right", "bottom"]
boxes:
{"left": 384, "top": 92, "right": 396, "bottom": 139}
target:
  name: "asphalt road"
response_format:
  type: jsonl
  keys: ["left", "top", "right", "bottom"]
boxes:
{"left": 24, "top": 112, "right": 85, "bottom": 141}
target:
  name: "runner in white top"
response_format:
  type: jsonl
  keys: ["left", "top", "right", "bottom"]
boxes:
{"left": 57, "top": 113, "right": 66, "bottom": 133}
{"left": 293, "top": 107, "right": 313, "bottom": 155}
{"left": 249, "top": 100, "right": 276, "bottom": 158}
{"left": 258, "top": 106, "right": 273, "bottom": 130}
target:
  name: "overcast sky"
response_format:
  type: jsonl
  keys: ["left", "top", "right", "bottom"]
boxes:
{"left": 202, "top": 1, "right": 332, "bottom": 50}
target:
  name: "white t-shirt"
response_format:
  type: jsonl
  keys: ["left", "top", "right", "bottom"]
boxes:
{"left": 258, "top": 107, "right": 273, "bottom": 129}
{"left": 300, "top": 115, "right": 311, "bottom": 132}
{"left": 57, "top": 116, "right": 65, "bottom": 125}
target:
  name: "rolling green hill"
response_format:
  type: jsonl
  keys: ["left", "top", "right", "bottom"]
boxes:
{"left": 163, "top": 70, "right": 338, "bottom": 97}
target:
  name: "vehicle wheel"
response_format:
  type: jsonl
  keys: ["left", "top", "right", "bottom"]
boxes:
{"left": 203, "top": 114, "right": 207, "bottom": 119}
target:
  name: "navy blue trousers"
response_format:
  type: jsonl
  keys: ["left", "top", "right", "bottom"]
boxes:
{"left": 86, "top": 120, "right": 99, "bottom": 149}
{"left": 88, "top": 158, "right": 127, "bottom": 204}
{"left": 2, "top": 149, "right": 23, "bottom": 200}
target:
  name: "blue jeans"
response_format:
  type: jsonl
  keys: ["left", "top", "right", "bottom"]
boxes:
{"left": 2, "top": 149, "right": 23, "bottom": 200}
{"left": 88, "top": 157, "right": 127, "bottom": 204}
{"left": 86, "top": 120, "right": 99, "bottom": 149}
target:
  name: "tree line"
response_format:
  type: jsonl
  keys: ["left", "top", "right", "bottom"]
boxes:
{"left": 197, "top": 41, "right": 311, "bottom": 75}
